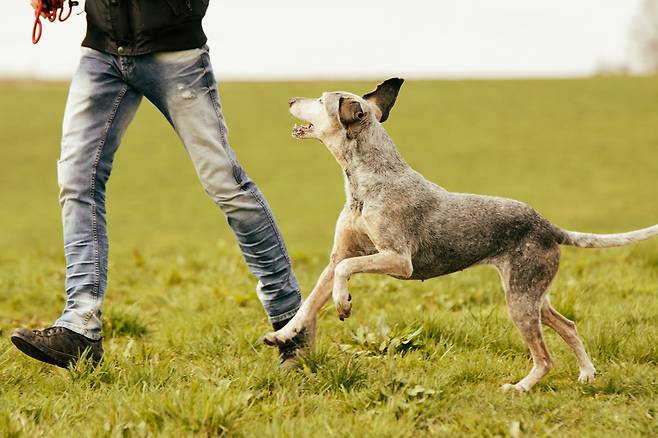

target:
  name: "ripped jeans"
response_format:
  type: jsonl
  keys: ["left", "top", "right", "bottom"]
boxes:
{"left": 55, "top": 45, "right": 301, "bottom": 340}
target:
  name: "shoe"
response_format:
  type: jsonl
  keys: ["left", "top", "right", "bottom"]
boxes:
{"left": 272, "top": 316, "right": 316, "bottom": 370}
{"left": 10, "top": 326, "right": 103, "bottom": 368}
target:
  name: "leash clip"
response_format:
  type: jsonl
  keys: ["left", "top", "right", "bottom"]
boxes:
{"left": 59, "top": 0, "right": 79, "bottom": 22}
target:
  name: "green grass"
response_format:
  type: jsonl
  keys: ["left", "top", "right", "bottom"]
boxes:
{"left": 0, "top": 77, "right": 657, "bottom": 436}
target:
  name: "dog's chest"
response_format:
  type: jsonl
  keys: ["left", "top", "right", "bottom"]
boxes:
{"left": 344, "top": 170, "right": 364, "bottom": 213}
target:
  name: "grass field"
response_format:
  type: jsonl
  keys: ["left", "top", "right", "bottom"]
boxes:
{"left": 0, "top": 77, "right": 657, "bottom": 437}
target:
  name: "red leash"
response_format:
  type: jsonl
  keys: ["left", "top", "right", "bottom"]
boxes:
{"left": 32, "top": 0, "right": 79, "bottom": 44}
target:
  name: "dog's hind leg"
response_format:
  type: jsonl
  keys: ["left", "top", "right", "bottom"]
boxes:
{"left": 541, "top": 298, "right": 596, "bottom": 383}
{"left": 502, "top": 293, "right": 552, "bottom": 393}
{"left": 497, "top": 241, "right": 560, "bottom": 393}
{"left": 332, "top": 250, "right": 413, "bottom": 320}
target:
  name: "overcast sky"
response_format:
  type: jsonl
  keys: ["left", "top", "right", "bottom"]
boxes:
{"left": 0, "top": 0, "right": 645, "bottom": 80}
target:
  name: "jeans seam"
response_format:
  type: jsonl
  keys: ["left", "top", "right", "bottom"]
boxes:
{"left": 247, "top": 187, "right": 295, "bottom": 285}
{"left": 82, "top": 84, "right": 128, "bottom": 327}
{"left": 199, "top": 54, "right": 242, "bottom": 185}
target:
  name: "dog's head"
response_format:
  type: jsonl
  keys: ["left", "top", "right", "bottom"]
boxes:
{"left": 288, "top": 78, "right": 404, "bottom": 146}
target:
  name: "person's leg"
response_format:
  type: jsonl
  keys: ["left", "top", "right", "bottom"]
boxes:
{"left": 12, "top": 48, "right": 142, "bottom": 367}
{"left": 54, "top": 48, "right": 142, "bottom": 339}
{"left": 130, "top": 46, "right": 302, "bottom": 325}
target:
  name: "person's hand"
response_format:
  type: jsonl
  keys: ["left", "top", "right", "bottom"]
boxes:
{"left": 30, "top": 0, "right": 49, "bottom": 18}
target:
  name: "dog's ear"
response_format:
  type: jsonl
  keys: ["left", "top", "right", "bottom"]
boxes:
{"left": 363, "top": 78, "right": 404, "bottom": 123}
{"left": 339, "top": 97, "right": 366, "bottom": 140}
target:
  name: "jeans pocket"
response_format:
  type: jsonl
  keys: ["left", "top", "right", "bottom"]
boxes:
{"left": 151, "top": 47, "right": 205, "bottom": 64}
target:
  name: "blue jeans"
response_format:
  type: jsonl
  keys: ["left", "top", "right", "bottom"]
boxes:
{"left": 55, "top": 45, "right": 301, "bottom": 340}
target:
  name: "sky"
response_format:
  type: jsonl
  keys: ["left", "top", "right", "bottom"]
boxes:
{"left": 0, "top": 0, "right": 646, "bottom": 80}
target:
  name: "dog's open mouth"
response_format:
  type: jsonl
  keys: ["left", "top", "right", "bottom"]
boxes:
{"left": 292, "top": 123, "right": 314, "bottom": 138}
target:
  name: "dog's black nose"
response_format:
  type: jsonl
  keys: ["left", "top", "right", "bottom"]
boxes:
{"left": 288, "top": 98, "right": 297, "bottom": 107}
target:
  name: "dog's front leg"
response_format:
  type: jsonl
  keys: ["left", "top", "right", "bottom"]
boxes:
{"left": 263, "top": 211, "right": 360, "bottom": 345}
{"left": 333, "top": 250, "right": 413, "bottom": 320}
{"left": 263, "top": 264, "right": 335, "bottom": 346}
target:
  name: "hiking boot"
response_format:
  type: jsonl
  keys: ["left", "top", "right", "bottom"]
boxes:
{"left": 10, "top": 326, "right": 103, "bottom": 368}
{"left": 272, "top": 316, "right": 316, "bottom": 370}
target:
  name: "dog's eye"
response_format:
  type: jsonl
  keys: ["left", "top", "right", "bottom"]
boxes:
{"left": 318, "top": 98, "right": 323, "bottom": 104}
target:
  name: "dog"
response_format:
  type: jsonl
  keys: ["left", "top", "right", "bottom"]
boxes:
{"left": 263, "top": 78, "right": 658, "bottom": 393}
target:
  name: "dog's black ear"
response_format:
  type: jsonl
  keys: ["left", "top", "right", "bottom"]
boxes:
{"left": 363, "top": 78, "right": 404, "bottom": 123}
{"left": 339, "top": 97, "right": 366, "bottom": 140}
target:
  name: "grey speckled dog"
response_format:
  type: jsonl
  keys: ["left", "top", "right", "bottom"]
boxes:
{"left": 263, "top": 78, "right": 658, "bottom": 393}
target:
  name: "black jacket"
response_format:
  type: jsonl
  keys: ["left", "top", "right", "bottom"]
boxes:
{"left": 82, "top": 0, "right": 209, "bottom": 56}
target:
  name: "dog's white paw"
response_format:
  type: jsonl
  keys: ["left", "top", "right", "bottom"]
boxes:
{"left": 578, "top": 368, "right": 596, "bottom": 383}
{"left": 262, "top": 331, "right": 281, "bottom": 346}
{"left": 335, "top": 294, "right": 352, "bottom": 321}
{"left": 263, "top": 328, "right": 299, "bottom": 346}
{"left": 501, "top": 383, "right": 529, "bottom": 394}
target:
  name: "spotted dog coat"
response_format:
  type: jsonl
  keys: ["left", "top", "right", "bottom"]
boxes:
{"left": 264, "top": 79, "right": 658, "bottom": 393}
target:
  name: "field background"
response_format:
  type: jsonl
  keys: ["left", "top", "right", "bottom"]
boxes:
{"left": 0, "top": 77, "right": 657, "bottom": 437}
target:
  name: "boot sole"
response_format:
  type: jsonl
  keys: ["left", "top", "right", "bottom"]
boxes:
{"left": 11, "top": 332, "right": 77, "bottom": 368}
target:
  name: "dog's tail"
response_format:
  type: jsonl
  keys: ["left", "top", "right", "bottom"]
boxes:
{"left": 553, "top": 224, "right": 658, "bottom": 248}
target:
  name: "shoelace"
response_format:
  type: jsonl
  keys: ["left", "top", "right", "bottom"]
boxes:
{"left": 32, "top": 0, "right": 79, "bottom": 44}
{"left": 35, "top": 327, "right": 64, "bottom": 337}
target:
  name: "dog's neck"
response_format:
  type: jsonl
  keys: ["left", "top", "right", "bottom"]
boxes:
{"left": 329, "top": 125, "right": 408, "bottom": 210}
{"left": 334, "top": 125, "right": 406, "bottom": 174}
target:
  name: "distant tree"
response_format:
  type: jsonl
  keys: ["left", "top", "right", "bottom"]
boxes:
{"left": 631, "top": 0, "right": 658, "bottom": 73}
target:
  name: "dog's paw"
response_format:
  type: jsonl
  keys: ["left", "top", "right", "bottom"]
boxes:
{"left": 578, "top": 368, "right": 596, "bottom": 383}
{"left": 262, "top": 331, "right": 281, "bottom": 346}
{"left": 501, "top": 383, "right": 529, "bottom": 394}
{"left": 263, "top": 329, "right": 297, "bottom": 347}
{"left": 336, "top": 298, "right": 352, "bottom": 321}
